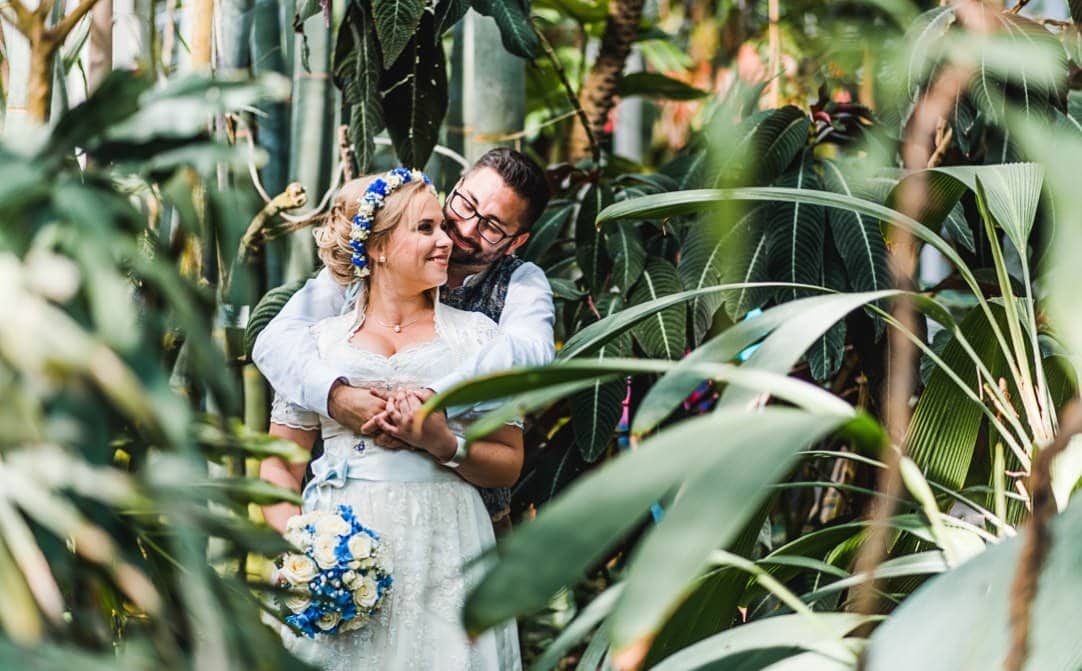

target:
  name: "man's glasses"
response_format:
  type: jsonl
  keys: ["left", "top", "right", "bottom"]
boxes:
{"left": 445, "top": 190, "right": 517, "bottom": 245}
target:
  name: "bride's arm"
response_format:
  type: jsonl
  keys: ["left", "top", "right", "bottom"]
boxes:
{"left": 259, "top": 424, "right": 318, "bottom": 534}
{"left": 376, "top": 393, "right": 524, "bottom": 488}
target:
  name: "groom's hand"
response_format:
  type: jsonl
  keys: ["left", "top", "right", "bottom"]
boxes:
{"left": 327, "top": 381, "right": 388, "bottom": 434}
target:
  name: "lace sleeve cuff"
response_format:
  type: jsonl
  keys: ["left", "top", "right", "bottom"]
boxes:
{"left": 270, "top": 393, "right": 321, "bottom": 431}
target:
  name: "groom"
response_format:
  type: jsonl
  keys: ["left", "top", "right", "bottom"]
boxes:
{"left": 253, "top": 147, "right": 554, "bottom": 529}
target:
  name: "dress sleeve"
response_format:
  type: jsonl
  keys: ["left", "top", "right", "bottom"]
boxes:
{"left": 252, "top": 268, "right": 347, "bottom": 418}
{"left": 270, "top": 393, "right": 322, "bottom": 431}
{"left": 427, "top": 263, "right": 555, "bottom": 395}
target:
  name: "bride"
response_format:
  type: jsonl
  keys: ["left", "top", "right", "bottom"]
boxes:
{"left": 258, "top": 168, "right": 523, "bottom": 670}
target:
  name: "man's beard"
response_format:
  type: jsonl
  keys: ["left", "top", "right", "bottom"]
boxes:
{"left": 450, "top": 243, "right": 499, "bottom": 267}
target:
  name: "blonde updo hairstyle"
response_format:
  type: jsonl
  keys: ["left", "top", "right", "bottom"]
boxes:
{"left": 314, "top": 175, "right": 431, "bottom": 286}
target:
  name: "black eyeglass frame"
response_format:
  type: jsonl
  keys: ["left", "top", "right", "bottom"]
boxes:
{"left": 444, "top": 189, "right": 522, "bottom": 246}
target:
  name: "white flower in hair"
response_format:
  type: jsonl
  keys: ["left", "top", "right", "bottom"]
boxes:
{"left": 386, "top": 173, "right": 404, "bottom": 187}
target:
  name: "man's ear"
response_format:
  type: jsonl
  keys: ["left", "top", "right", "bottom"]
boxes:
{"left": 504, "top": 232, "right": 530, "bottom": 256}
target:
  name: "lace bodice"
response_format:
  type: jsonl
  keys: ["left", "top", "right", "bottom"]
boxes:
{"left": 270, "top": 301, "right": 502, "bottom": 436}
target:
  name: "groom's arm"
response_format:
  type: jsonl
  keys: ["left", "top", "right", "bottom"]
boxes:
{"left": 429, "top": 262, "right": 556, "bottom": 395}
{"left": 252, "top": 268, "right": 347, "bottom": 417}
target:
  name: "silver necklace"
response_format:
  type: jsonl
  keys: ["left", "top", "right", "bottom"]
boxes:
{"left": 371, "top": 313, "right": 427, "bottom": 333}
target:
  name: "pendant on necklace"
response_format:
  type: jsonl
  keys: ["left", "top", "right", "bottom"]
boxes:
{"left": 393, "top": 325, "right": 402, "bottom": 333}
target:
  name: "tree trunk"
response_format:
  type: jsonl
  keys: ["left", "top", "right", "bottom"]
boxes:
{"left": 88, "top": 0, "right": 113, "bottom": 92}
{"left": 568, "top": 0, "right": 645, "bottom": 162}
{"left": 27, "top": 22, "right": 52, "bottom": 122}
{"left": 251, "top": 0, "right": 291, "bottom": 288}
{"left": 192, "top": 0, "right": 214, "bottom": 68}
{"left": 286, "top": 11, "right": 334, "bottom": 282}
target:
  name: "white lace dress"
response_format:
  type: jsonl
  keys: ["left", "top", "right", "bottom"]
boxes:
{"left": 269, "top": 302, "right": 521, "bottom": 671}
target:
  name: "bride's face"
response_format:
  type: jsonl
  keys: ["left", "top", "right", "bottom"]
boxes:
{"left": 376, "top": 192, "right": 452, "bottom": 291}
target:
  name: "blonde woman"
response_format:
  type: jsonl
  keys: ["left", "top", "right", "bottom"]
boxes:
{"left": 259, "top": 169, "right": 522, "bottom": 670}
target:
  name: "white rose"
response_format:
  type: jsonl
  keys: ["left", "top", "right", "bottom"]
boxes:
{"left": 353, "top": 576, "right": 380, "bottom": 609}
{"left": 279, "top": 553, "right": 318, "bottom": 584}
{"left": 284, "top": 527, "right": 312, "bottom": 551}
{"left": 312, "top": 535, "right": 341, "bottom": 569}
{"left": 340, "top": 614, "right": 368, "bottom": 632}
{"left": 315, "top": 611, "right": 342, "bottom": 631}
{"left": 342, "top": 570, "right": 361, "bottom": 590}
{"left": 315, "top": 516, "right": 351, "bottom": 538}
{"left": 283, "top": 590, "right": 310, "bottom": 614}
{"left": 347, "top": 533, "right": 373, "bottom": 560}
{"left": 347, "top": 559, "right": 361, "bottom": 570}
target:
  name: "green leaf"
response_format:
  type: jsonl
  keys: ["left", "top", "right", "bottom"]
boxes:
{"left": 571, "top": 296, "right": 630, "bottom": 462}
{"left": 574, "top": 183, "right": 613, "bottom": 296}
{"left": 719, "top": 106, "right": 810, "bottom": 186}
{"left": 943, "top": 200, "right": 975, "bottom": 253}
{"left": 617, "top": 72, "right": 709, "bottom": 101}
{"left": 531, "top": 584, "right": 623, "bottom": 671}
{"left": 43, "top": 70, "right": 154, "bottom": 157}
{"left": 905, "top": 306, "right": 1011, "bottom": 491}
{"left": 865, "top": 496, "right": 1082, "bottom": 670}
{"left": 558, "top": 282, "right": 821, "bottom": 361}
{"left": 650, "top": 613, "right": 873, "bottom": 671}
{"left": 372, "top": 0, "right": 426, "bottom": 64}
{"left": 766, "top": 151, "right": 826, "bottom": 304}
{"left": 923, "top": 163, "right": 1044, "bottom": 260}
{"left": 469, "top": 0, "right": 541, "bottom": 59}
{"left": 379, "top": 11, "right": 447, "bottom": 168}
{"left": 435, "top": 0, "right": 471, "bottom": 34}
{"left": 905, "top": 6, "right": 956, "bottom": 98}
{"left": 464, "top": 408, "right": 852, "bottom": 636}
{"left": 632, "top": 290, "right": 899, "bottom": 437}
{"left": 821, "top": 160, "right": 889, "bottom": 297}
{"left": 629, "top": 258, "right": 687, "bottom": 359}
{"left": 245, "top": 277, "right": 309, "bottom": 359}
{"left": 605, "top": 221, "right": 646, "bottom": 293}
{"left": 677, "top": 209, "right": 760, "bottom": 342}
{"left": 605, "top": 410, "right": 852, "bottom": 648}
{"left": 335, "top": 2, "right": 386, "bottom": 172}
{"left": 521, "top": 202, "right": 574, "bottom": 263}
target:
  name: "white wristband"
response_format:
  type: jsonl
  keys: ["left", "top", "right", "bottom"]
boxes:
{"left": 442, "top": 435, "right": 468, "bottom": 469}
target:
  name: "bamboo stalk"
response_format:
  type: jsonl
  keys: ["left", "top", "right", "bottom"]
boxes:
{"left": 191, "top": 0, "right": 213, "bottom": 69}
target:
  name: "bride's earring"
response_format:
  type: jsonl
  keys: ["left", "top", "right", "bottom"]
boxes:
{"left": 378, "top": 255, "right": 387, "bottom": 263}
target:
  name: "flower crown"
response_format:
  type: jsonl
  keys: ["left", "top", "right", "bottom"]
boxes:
{"left": 349, "top": 167, "right": 435, "bottom": 279}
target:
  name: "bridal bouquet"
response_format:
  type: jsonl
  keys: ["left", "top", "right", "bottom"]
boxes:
{"left": 275, "top": 505, "right": 392, "bottom": 637}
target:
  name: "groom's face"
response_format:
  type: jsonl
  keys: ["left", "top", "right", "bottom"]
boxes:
{"left": 444, "top": 167, "right": 530, "bottom": 268}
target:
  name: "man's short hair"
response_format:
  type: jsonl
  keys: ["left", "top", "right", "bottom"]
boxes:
{"left": 468, "top": 147, "right": 550, "bottom": 230}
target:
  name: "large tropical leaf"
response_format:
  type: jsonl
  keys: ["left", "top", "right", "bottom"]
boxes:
{"left": 604, "top": 220, "right": 647, "bottom": 294}
{"left": 521, "top": 202, "right": 574, "bottom": 263}
{"left": 469, "top": 0, "right": 541, "bottom": 59}
{"left": 571, "top": 295, "right": 631, "bottom": 462}
{"left": 372, "top": 0, "right": 426, "bottom": 64}
{"left": 379, "top": 11, "right": 447, "bottom": 168}
{"left": 463, "top": 407, "right": 855, "bottom": 636}
{"left": 575, "top": 183, "right": 613, "bottom": 296}
{"left": 244, "top": 276, "right": 309, "bottom": 359}
{"left": 632, "top": 290, "right": 899, "bottom": 437}
{"left": 905, "top": 307, "right": 1012, "bottom": 491}
{"left": 905, "top": 5, "right": 955, "bottom": 98}
{"left": 765, "top": 151, "right": 826, "bottom": 304}
{"left": 617, "top": 72, "right": 708, "bottom": 101}
{"left": 629, "top": 258, "right": 687, "bottom": 359}
{"left": 718, "top": 106, "right": 810, "bottom": 186}
{"left": 335, "top": 1, "right": 386, "bottom": 171}
{"left": 677, "top": 207, "right": 764, "bottom": 341}
{"left": 605, "top": 410, "right": 860, "bottom": 651}
{"left": 435, "top": 0, "right": 471, "bottom": 35}
{"left": 926, "top": 163, "right": 1044, "bottom": 260}
{"left": 865, "top": 495, "right": 1082, "bottom": 671}
{"left": 821, "top": 159, "right": 889, "bottom": 297}
{"left": 650, "top": 613, "right": 874, "bottom": 671}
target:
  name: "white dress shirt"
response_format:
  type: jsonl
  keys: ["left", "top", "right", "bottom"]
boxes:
{"left": 252, "top": 261, "right": 556, "bottom": 417}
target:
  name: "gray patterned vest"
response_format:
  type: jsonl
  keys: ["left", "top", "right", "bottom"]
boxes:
{"left": 441, "top": 255, "right": 525, "bottom": 519}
